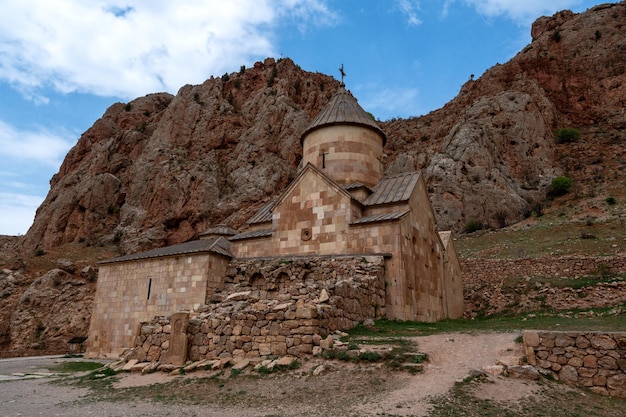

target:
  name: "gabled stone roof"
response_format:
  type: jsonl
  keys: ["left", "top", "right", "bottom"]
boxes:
{"left": 300, "top": 88, "right": 386, "bottom": 145}
{"left": 246, "top": 199, "right": 276, "bottom": 225}
{"left": 99, "top": 237, "right": 233, "bottom": 264}
{"left": 344, "top": 182, "right": 373, "bottom": 193}
{"left": 229, "top": 228, "right": 272, "bottom": 241}
{"left": 272, "top": 162, "right": 357, "bottom": 212}
{"left": 199, "top": 224, "right": 238, "bottom": 237}
{"left": 363, "top": 171, "right": 421, "bottom": 206}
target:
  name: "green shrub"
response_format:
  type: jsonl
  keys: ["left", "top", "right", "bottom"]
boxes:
{"left": 464, "top": 220, "right": 483, "bottom": 234}
{"left": 555, "top": 128, "right": 580, "bottom": 143}
{"left": 359, "top": 351, "right": 382, "bottom": 362}
{"left": 549, "top": 176, "right": 573, "bottom": 196}
{"left": 605, "top": 196, "right": 617, "bottom": 205}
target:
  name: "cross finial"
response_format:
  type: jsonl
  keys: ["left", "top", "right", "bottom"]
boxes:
{"left": 339, "top": 64, "right": 346, "bottom": 86}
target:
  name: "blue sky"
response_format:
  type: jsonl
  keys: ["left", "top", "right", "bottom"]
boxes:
{"left": 0, "top": 0, "right": 603, "bottom": 235}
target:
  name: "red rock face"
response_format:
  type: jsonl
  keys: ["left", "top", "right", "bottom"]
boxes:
{"left": 21, "top": 59, "right": 339, "bottom": 255}
{"left": 20, "top": 3, "right": 626, "bottom": 254}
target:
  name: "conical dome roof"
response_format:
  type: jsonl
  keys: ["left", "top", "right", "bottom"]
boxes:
{"left": 300, "top": 88, "right": 386, "bottom": 145}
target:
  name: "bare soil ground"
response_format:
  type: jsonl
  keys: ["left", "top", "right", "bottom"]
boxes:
{"left": 0, "top": 332, "right": 583, "bottom": 417}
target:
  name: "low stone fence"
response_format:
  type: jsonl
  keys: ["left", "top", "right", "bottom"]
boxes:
{"left": 462, "top": 255, "right": 626, "bottom": 287}
{"left": 523, "top": 330, "right": 626, "bottom": 397}
{"left": 133, "top": 256, "right": 386, "bottom": 365}
{"left": 0, "top": 349, "right": 61, "bottom": 359}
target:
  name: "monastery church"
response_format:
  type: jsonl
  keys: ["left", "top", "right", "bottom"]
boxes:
{"left": 86, "top": 86, "right": 464, "bottom": 358}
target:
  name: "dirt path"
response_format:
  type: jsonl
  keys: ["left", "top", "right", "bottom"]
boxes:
{"left": 0, "top": 332, "right": 541, "bottom": 416}
{"left": 356, "top": 332, "right": 537, "bottom": 416}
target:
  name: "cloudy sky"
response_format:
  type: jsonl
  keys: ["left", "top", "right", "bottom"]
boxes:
{"left": 0, "top": 0, "right": 602, "bottom": 235}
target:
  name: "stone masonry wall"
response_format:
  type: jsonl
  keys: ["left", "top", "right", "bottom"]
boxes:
{"left": 523, "top": 330, "right": 626, "bottom": 397}
{"left": 134, "top": 256, "right": 386, "bottom": 363}
{"left": 462, "top": 255, "right": 626, "bottom": 316}
{"left": 462, "top": 255, "right": 626, "bottom": 286}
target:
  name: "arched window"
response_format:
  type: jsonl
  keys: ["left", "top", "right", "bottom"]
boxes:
{"left": 250, "top": 272, "right": 266, "bottom": 288}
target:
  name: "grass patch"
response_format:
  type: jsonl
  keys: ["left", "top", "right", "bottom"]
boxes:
{"left": 345, "top": 307, "right": 626, "bottom": 337}
{"left": 429, "top": 375, "right": 626, "bottom": 417}
{"left": 48, "top": 361, "right": 105, "bottom": 373}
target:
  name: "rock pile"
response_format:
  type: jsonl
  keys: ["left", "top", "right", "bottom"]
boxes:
{"left": 126, "top": 256, "right": 386, "bottom": 370}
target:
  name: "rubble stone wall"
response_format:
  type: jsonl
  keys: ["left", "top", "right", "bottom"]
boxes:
{"left": 134, "top": 255, "right": 386, "bottom": 363}
{"left": 523, "top": 330, "right": 626, "bottom": 397}
{"left": 462, "top": 255, "right": 626, "bottom": 286}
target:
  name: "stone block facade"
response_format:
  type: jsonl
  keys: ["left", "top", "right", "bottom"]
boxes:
{"left": 133, "top": 256, "right": 386, "bottom": 362}
{"left": 87, "top": 253, "right": 229, "bottom": 358}
{"left": 523, "top": 330, "right": 626, "bottom": 397}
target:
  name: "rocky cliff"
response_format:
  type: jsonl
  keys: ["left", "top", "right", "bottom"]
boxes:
{"left": 2, "top": 2, "right": 626, "bottom": 354}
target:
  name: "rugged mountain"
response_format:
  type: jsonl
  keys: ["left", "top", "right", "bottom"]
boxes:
{"left": 21, "top": 57, "right": 336, "bottom": 256}
{"left": 2, "top": 3, "right": 626, "bottom": 354}
{"left": 383, "top": 2, "right": 626, "bottom": 231}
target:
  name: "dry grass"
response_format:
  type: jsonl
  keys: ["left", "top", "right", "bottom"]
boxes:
{"left": 456, "top": 216, "right": 626, "bottom": 260}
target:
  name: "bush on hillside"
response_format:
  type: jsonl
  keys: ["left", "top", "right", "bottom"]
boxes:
{"left": 549, "top": 176, "right": 573, "bottom": 196}
{"left": 464, "top": 220, "right": 483, "bottom": 234}
{"left": 555, "top": 128, "right": 580, "bottom": 144}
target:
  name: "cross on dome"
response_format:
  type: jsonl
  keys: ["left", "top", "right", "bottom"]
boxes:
{"left": 339, "top": 63, "right": 346, "bottom": 86}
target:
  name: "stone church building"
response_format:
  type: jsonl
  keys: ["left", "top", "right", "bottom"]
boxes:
{"left": 86, "top": 87, "right": 463, "bottom": 358}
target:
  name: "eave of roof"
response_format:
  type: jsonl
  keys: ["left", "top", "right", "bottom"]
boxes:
{"left": 99, "top": 237, "right": 233, "bottom": 264}
{"left": 351, "top": 211, "right": 409, "bottom": 225}
{"left": 229, "top": 228, "right": 273, "bottom": 241}
{"left": 199, "top": 224, "right": 238, "bottom": 237}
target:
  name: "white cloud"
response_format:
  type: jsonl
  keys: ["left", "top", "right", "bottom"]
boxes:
{"left": 0, "top": 192, "right": 43, "bottom": 235}
{"left": 0, "top": 121, "right": 72, "bottom": 235}
{"left": 463, "top": 0, "right": 587, "bottom": 24}
{"left": 0, "top": 0, "right": 336, "bottom": 101}
{"left": 0, "top": 119, "right": 74, "bottom": 167}
{"left": 396, "top": 0, "right": 423, "bottom": 26}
